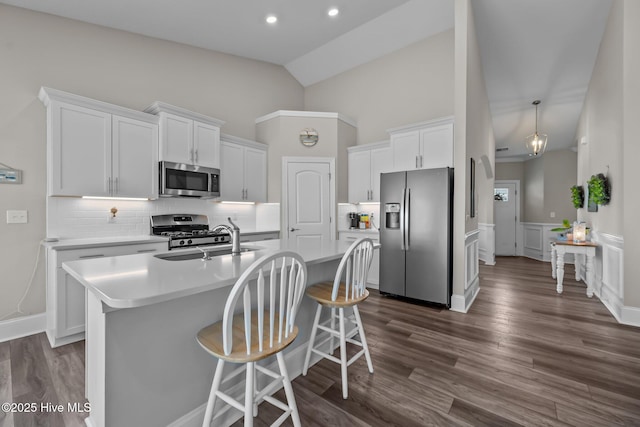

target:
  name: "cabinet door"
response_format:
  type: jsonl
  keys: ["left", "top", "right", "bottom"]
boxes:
{"left": 419, "top": 123, "right": 454, "bottom": 169}
{"left": 370, "top": 146, "right": 392, "bottom": 202}
{"left": 348, "top": 150, "right": 371, "bottom": 203}
{"left": 159, "top": 113, "right": 193, "bottom": 164}
{"left": 193, "top": 121, "right": 220, "bottom": 169}
{"left": 50, "top": 102, "right": 111, "bottom": 196}
{"left": 391, "top": 131, "right": 420, "bottom": 171}
{"left": 112, "top": 115, "right": 159, "bottom": 199}
{"left": 55, "top": 268, "right": 86, "bottom": 338}
{"left": 220, "top": 141, "right": 245, "bottom": 201}
{"left": 244, "top": 147, "right": 267, "bottom": 202}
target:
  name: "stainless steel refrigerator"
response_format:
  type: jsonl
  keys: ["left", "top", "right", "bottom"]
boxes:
{"left": 379, "top": 167, "right": 453, "bottom": 306}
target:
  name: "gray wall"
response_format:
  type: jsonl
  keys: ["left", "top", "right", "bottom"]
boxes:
{"left": 0, "top": 4, "right": 304, "bottom": 320}
{"left": 575, "top": 0, "right": 640, "bottom": 307}
{"left": 304, "top": 30, "right": 455, "bottom": 144}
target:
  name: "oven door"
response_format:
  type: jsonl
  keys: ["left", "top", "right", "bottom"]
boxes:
{"left": 160, "top": 161, "right": 220, "bottom": 198}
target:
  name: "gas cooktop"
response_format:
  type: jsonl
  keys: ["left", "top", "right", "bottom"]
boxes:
{"left": 151, "top": 214, "right": 231, "bottom": 249}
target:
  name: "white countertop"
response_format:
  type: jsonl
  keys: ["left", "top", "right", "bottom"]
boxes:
{"left": 43, "top": 235, "right": 169, "bottom": 250}
{"left": 62, "top": 238, "right": 375, "bottom": 310}
{"left": 338, "top": 228, "right": 379, "bottom": 235}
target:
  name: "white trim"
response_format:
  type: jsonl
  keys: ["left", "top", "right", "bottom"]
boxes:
{"left": 39, "top": 87, "right": 158, "bottom": 124}
{"left": 478, "top": 223, "right": 495, "bottom": 265}
{"left": 281, "top": 157, "right": 336, "bottom": 242}
{"left": 144, "top": 101, "right": 225, "bottom": 127}
{"left": 255, "top": 110, "right": 357, "bottom": 128}
{"left": 386, "top": 116, "right": 454, "bottom": 135}
{"left": 621, "top": 306, "right": 640, "bottom": 328}
{"left": 220, "top": 133, "right": 267, "bottom": 150}
{"left": 346, "top": 140, "right": 390, "bottom": 153}
{"left": 451, "top": 285, "right": 479, "bottom": 314}
{"left": 0, "top": 312, "right": 46, "bottom": 343}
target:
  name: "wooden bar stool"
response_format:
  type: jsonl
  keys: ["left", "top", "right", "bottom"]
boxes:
{"left": 196, "top": 251, "right": 307, "bottom": 427}
{"left": 302, "top": 237, "right": 374, "bottom": 399}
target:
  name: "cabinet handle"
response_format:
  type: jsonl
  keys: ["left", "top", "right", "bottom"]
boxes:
{"left": 194, "top": 149, "right": 199, "bottom": 163}
{"left": 114, "top": 177, "right": 119, "bottom": 194}
{"left": 416, "top": 156, "right": 419, "bottom": 169}
{"left": 107, "top": 177, "right": 111, "bottom": 194}
{"left": 79, "top": 254, "right": 105, "bottom": 259}
{"left": 420, "top": 155, "right": 423, "bottom": 168}
{"left": 137, "top": 249, "right": 157, "bottom": 253}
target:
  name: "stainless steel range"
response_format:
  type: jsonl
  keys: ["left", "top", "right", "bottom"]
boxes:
{"left": 151, "top": 214, "right": 231, "bottom": 250}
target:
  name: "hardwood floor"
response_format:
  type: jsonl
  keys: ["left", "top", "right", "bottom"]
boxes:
{"left": 2, "top": 256, "right": 640, "bottom": 426}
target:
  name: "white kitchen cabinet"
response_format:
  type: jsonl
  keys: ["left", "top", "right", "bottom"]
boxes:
{"left": 46, "top": 241, "right": 167, "bottom": 348}
{"left": 220, "top": 135, "right": 267, "bottom": 202}
{"left": 39, "top": 87, "right": 159, "bottom": 199}
{"left": 145, "top": 102, "right": 225, "bottom": 169}
{"left": 339, "top": 231, "right": 380, "bottom": 288}
{"left": 348, "top": 141, "right": 392, "bottom": 203}
{"left": 388, "top": 117, "right": 454, "bottom": 171}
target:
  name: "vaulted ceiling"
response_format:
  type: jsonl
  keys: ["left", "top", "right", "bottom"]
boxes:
{"left": 1, "top": 0, "right": 613, "bottom": 160}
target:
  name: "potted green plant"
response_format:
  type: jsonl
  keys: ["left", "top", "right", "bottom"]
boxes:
{"left": 570, "top": 185, "right": 584, "bottom": 209}
{"left": 551, "top": 219, "right": 572, "bottom": 240}
{"left": 588, "top": 173, "right": 611, "bottom": 206}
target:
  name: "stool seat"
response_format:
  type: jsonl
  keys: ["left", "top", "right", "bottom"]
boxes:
{"left": 197, "top": 312, "right": 298, "bottom": 363}
{"left": 306, "top": 282, "right": 369, "bottom": 307}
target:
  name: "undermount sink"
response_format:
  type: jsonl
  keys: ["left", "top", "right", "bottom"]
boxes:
{"left": 155, "top": 247, "right": 256, "bottom": 261}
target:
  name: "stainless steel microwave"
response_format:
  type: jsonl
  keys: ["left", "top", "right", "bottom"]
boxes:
{"left": 159, "top": 161, "right": 220, "bottom": 198}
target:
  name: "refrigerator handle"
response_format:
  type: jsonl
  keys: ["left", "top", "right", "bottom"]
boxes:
{"left": 400, "top": 188, "right": 406, "bottom": 251}
{"left": 405, "top": 188, "right": 410, "bottom": 250}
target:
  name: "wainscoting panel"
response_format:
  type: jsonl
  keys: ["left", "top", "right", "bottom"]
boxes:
{"left": 478, "top": 223, "right": 495, "bottom": 265}
{"left": 591, "top": 232, "right": 625, "bottom": 323}
{"left": 452, "top": 230, "right": 480, "bottom": 313}
{"left": 521, "top": 223, "right": 573, "bottom": 263}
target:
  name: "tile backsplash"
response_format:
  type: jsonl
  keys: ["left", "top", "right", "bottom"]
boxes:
{"left": 47, "top": 197, "right": 280, "bottom": 239}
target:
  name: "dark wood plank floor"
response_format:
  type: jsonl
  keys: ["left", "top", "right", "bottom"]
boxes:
{"left": 2, "top": 257, "right": 640, "bottom": 426}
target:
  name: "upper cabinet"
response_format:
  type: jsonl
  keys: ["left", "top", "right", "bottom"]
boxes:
{"left": 220, "top": 134, "right": 267, "bottom": 203}
{"left": 348, "top": 141, "right": 392, "bottom": 203}
{"left": 388, "top": 117, "right": 454, "bottom": 171}
{"left": 145, "top": 102, "right": 225, "bottom": 169}
{"left": 39, "top": 87, "right": 159, "bottom": 199}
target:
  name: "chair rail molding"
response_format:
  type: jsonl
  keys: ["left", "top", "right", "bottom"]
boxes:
{"left": 478, "top": 223, "right": 495, "bottom": 265}
{"left": 452, "top": 229, "right": 480, "bottom": 313}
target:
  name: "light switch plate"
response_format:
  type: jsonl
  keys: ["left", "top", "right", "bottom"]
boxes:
{"left": 7, "top": 210, "right": 28, "bottom": 224}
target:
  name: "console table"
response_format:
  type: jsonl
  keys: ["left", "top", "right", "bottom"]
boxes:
{"left": 550, "top": 240, "right": 598, "bottom": 297}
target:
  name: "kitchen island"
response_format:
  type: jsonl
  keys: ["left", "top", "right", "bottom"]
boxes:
{"left": 63, "top": 238, "right": 371, "bottom": 427}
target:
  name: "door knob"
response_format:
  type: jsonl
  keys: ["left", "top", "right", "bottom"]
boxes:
{"left": 290, "top": 228, "right": 300, "bottom": 232}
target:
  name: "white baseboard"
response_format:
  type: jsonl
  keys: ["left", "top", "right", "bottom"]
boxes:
{"left": 0, "top": 312, "right": 46, "bottom": 343}
{"left": 451, "top": 280, "right": 479, "bottom": 314}
{"left": 621, "top": 306, "right": 640, "bottom": 327}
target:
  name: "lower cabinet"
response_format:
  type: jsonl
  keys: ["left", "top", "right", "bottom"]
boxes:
{"left": 339, "top": 231, "right": 379, "bottom": 288}
{"left": 46, "top": 241, "right": 166, "bottom": 347}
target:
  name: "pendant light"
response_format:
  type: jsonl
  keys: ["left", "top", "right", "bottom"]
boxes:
{"left": 525, "top": 100, "right": 547, "bottom": 156}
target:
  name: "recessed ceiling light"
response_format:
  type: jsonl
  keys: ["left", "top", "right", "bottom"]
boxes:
{"left": 266, "top": 15, "right": 278, "bottom": 24}
{"left": 328, "top": 8, "right": 339, "bottom": 17}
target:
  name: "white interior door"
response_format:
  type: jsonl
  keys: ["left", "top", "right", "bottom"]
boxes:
{"left": 495, "top": 182, "right": 517, "bottom": 256}
{"left": 286, "top": 160, "right": 332, "bottom": 245}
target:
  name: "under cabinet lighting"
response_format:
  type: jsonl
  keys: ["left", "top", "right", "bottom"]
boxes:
{"left": 82, "top": 196, "right": 149, "bottom": 201}
{"left": 219, "top": 201, "right": 256, "bottom": 205}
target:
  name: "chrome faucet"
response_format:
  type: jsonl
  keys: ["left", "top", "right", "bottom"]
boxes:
{"left": 211, "top": 217, "right": 241, "bottom": 256}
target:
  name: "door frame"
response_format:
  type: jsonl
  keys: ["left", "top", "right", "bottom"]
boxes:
{"left": 494, "top": 180, "right": 521, "bottom": 256}
{"left": 281, "top": 157, "right": 336, "bottom": 240}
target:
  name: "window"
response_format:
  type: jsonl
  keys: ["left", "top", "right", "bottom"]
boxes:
{"left": 494, "top": 188, "right": 509, "bottom": 202}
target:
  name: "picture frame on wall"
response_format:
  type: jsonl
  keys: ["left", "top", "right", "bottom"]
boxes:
{"left": 470, "top": 158, "right": 476, "bottom": 218}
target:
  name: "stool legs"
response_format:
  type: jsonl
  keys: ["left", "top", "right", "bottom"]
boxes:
{"left": 302, "top": 304, "right": 322, "bottom": 375}
{"left": 202, "top": 359, "right": 225, "bottom": 427}
{"left": 353, "top": 305, "right": 373, "bottom": 374}
{"left": 244, "top": 362, "right": 254, "bottom": 427}
{"left": 339, "top": 307, "right": 348, "bottom": 399}
{"left": 277, "top": 352, "right": 302, "bottom": 427}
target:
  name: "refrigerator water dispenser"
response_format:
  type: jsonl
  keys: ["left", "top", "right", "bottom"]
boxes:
{"left": 385, "top": 203, "right": 400, "bottom": 229}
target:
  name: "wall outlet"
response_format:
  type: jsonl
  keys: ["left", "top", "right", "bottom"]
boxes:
{"left": 550, "top": 211, "right": 556, "bottom": 218}
{"left": 7, "top": 210, "right": 28, "bottom": 224}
